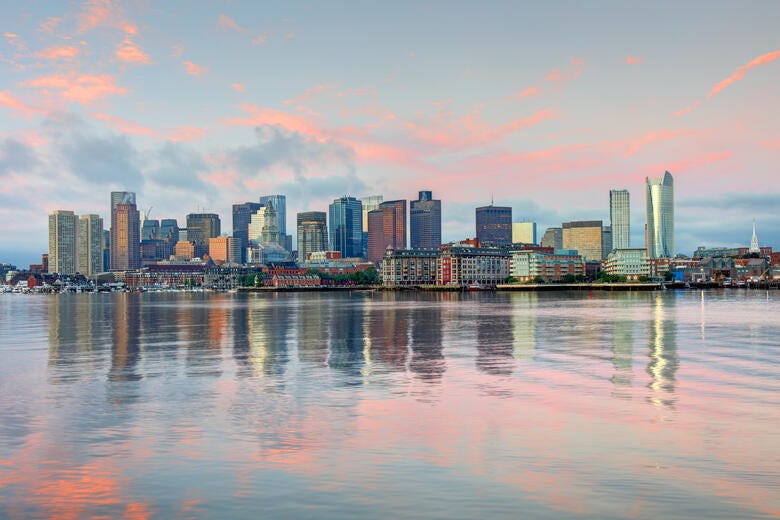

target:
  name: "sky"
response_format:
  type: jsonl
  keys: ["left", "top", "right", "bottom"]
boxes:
{"left": 1, "top": 0, "right": 779, "bottom": 267}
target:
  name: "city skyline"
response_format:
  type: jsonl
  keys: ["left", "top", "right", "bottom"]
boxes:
{"left": 2, "top": 2, "right": 780, "bottom": 266}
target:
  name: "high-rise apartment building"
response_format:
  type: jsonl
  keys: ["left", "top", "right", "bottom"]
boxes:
{"left": 540, "top": 227, "right": 563, "bottom": 250}
{"left": 110, "top": 191, "right": 137, "bottom": 271}
{"left": 297, "top": 211, "right": 328, "bottom": 261}
{"left": 609, "top": 189, "right": 630, "bottom": 251}
{"left": 410, "top": 191, "right": 441, "bottom": 249}
{"left": 78, "top": 214, "right": 103, "bottom": 276}
{"left": 646, "top": 171, "right": 674, "bottom": 258}
{"left": 360, "top": 195, "right": 383, "bottom": 257}
{"left": 367, "top": 200, "right": 407, "bottom": 264}
{"left": 511, "top": 222, "right": 537, "bottom": 244}
{"left": 259, "top": 195, "right": 292, "bottom": 252}
{"left": 476, "top": 205, "right": 512, "bottom": 245}
{"left": 562, "top": 220, "right": 603, "bottom": 262}
{"left": 186, "top": 213, "right": 221, "bottom": 244}
{"left": 329, "top": 196, "right": 363, "bottom": 258}
{"left": 111, "top": 203, "right": 141, "bottom": 270}
{"left": 48, "top": 210, "right": 78, "bottom": 274}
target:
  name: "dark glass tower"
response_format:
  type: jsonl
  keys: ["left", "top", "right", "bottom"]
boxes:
{"left": 329, "top": 196, "right": 363, "bottom": 258}
{"left": 475, "top": 205, "right": 512, "bottom": 245}
{"left": 410, "top": 190, "right": 441, "bottom": 250}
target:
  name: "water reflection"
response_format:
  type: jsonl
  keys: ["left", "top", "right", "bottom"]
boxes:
{"left": 476, "top": 296, "right": 515, "bottom": 376}
{"left": 646, "top": 294, "right": 679, "bottom": 409}
{"left": 327, "top": 294, "right": 366, "bottom": 381}
{"left": 409, "top": 296, "right": 446, "bottom": 382}
{"left": 610, "top": 299, "right": 634, "bottom": 395}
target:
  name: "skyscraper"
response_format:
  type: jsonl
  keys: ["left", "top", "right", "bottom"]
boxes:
{"left": 562, "top": 220, "right": 603, "bottom": 261}
{"left": 646, "top": 171, "right": 674, "bottom": 258}
{"left": 540, "top": 227, "right": 563, "bottom": 250}
{"left": 111, "top": 203, "right": 141, "bottom": 270}
{"left": 329, "top": 196, "right": 363, "bottom": 258}
{"left": 511, "top": 222, "right": 537, "bottom": 244}
{"left": 141, "top": 218, "right": 160, "bottom": 240}
{"left": 476, "top": 205, "right": 512, "bottom": 245}
{"left": 160, "top": 219, "right": 179, "bottom": 243}
{"left": 48, "top": 210, "right": 78, "bottom": 274}
{"left": 410, "top": 191, "right": 441, "bottom": 249}
{"left": 232, "top": 202, "right": 262, "bottom": 262}
{"left": 367, "top": 200, "right": 407, "bottom": 263}
{"left": 360, "top": 195, "right": 383, "bottom": 257}
{"left": 78, "top": 214, "right": 103, "bottom": 276}
{"left": 110, "top": 191, "right": 136, "bottom": 271}
{"left": 609, "top": 189, "right": 630, "bottom": 251}
{"left": 297, "top": 211, "right": 328, "bottom": 261}
{"left": 186, "top": 213, "right": 221, "bottom": 243}
{"left": 259, "top": 195, "right": 292, "bottom": 252}
{"left": 248, "top": 204, "right": 282, "bottom": 247}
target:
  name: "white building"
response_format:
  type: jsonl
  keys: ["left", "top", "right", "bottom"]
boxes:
{"left": 604, "top": 248, "right": 651, "bottom": 280}
{"left": 511, "top": 222, "right": 537, "bottom": 244}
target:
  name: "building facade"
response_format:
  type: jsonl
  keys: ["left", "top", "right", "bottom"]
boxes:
{"left": 509, "top": 250, "right": 584, "bottom": 283}
{"left": 646, "top": 171, "right": 674, "bottom": 258}
{"left": 511, "top": 222, "right": 537, "bottom": 244}
{"left": 540, "top": 227, "right": 563, "bottom": 250}
{"left": 77, "top": 214, "right": 103, "bottom": 276}
{"left": 604, "top": 248, "right": 651, "bottom": 281}
{"left": 381, "top": 248, "right": 439, "bottom": 286}
{"left": 609, "top": 189, "right": 630, "bottom": 251}
{"left": 410, "top": 191, "right": 441, "bottom": 250}
{"left": 475, "top": 205, "right": 512, "bottom": 245}
{"left": 259, "top": 195, "right": 292, "bottom": 251}
{"left": 329, "top": 196, "right": 363, "bottom": 258}
{"left": 367, "top": 199, "right": 407, "bottom": 264}
{"left": 297, "top": 211, "right": 328, "bottom": 261}
{"left": 437, "top": 245, "right": 510, "bottom": 287}
{"left": 232, "top": 202, "right": 262, "bottom": 261}
{"left": 185, "top": 213, "right": 221, "bottom": 244}
{"left": 111, "top": 202, "right": 141, "bottom": 271}
{"left": 360, "top": 195, "right": 383, "bottom": 257}
{"left": 562, "top": 220, "right": 603, "bottom": 262}
{"left": 209, "top": 236, "right": 241, "bottom": 265}
{"left": 48, "top": 210, "right": 78, "bottom": 274}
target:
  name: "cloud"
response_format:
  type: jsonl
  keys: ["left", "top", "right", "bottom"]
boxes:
{"left": 34, "top": 45, "right": 81, "bottom": 60}
{"left": 146, "top": 142, "right": 209, "bottom": 191}
{"left": 708, "top": 49, "right": 780, "bottom": 98}
{"left": 21, "top": 73, "right": 128, "bottom": 105}
{"left": 231, "top": 83, "right": 245, "bottom": 93}
{"left": 625, "top": 56, "right": 643, "bottom": 65}
{"left": 0, "top": 91, "right": 47, "bottom": 118}
{"left": 623, "top": 129, "right": 697, "bottom": 157}
{"left": 115, "top": 40, "right": 151, "bottom": 64}
{"left": 91, "top": 113, "right": 155, "bottom": 136}
{"left": 217, "top": 14, "right": 246, "bottom": 33}
{"left": 251, "top": 35, "right": 268, "bottom": 46}
{"left": 38, "top": 17, "right": 63, "bottom": 34}
{"left": 59, "top": 132, "right": 143, "bottom": 189}
{"left": 183, "top": 61, "right": 207, "bottom": 76}
{"left": 77, "top": 0, "right": 137, "bottom": 34}
{"left": 672, "top": 100, "right": 701, "bottom": 118}
{"left": 513, "top": 87, "right": 540, "bottom": 98}
{"left": 546, "top": 57, "right": 584, "bottom": 86}
{"left": 224, "top": 105, "right": 322, "bottom": 135}
{"left": 0, "top": 138, "right": 40, "bottom": 177}
{"left": 167, "top": 126, "right": 206, "bottom": 142}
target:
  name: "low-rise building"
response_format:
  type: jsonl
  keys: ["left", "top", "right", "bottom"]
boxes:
{"left": 604, "top": 248, "right": 650, "bottom": 280}
{"left": 272, "top": 274, "right": 320, "bottom": 288}
{"left": 509, "top": 250, "right": 585, "bottom": 282}
{"left": 437, "top": 245, "right": 509, "bottom": 287}
{"left": 381, "top": 247, "right": 439, "bottom": 286}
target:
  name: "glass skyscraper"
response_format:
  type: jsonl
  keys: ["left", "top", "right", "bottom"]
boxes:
{"left": 645, "top": 171, "right": 674, "bottom": 258}
{"left": 259, "top": 195, "right": 291, "bottom": 252}
{"left": 609, "top": 189, "right": 630, "bottom": 251}
{"left": 297, "top": 211, "right": 328, "bottom": 261}
{"left": 410, "top": 191, "right": 441, "bottom": 249}
{"left": 476, "top": 205, "right": 512, "bottom": 245}
{"left": 329, "top": 196, "right": 363, "bottom": 258}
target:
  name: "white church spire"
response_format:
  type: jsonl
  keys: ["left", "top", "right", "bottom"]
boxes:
{"left": 749, "top": 218, "right": 760, "bottom": 254}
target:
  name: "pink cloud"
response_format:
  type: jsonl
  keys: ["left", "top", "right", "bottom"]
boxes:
{"left": 92, "top": 112, "right": 155, "bottom": 136}
{"left": 513, "top": 86, "right": 540, "bottom": 98}
{"left": 0, "top": 91, "right": 47, "bottom": 118}
{"left": 546, "top": 57, "right": 584, "bottom": 87}
{"left": 183, "top": 61, "right": 207, "bottom": 76}
{"left": 231, "top": 83, "right": 245, "bottom": 93}
{"left": 625, "top": 56, "right": 643, "bottom": 65}
{"left": 33, "top": 45, "right": 80, "bottom": 60}
{"left": 759, "top": 140, "right": 780, "bottom": 149}
{"left": 673, "top": 100, "right": 701, "bottom": 118}
{"left": 283, "top": 84, "right": 334, "bottom": 106}
{"left": 708, "top": 49, "right": 780, "bottom": 98}
{"left": 171, "top": 44, "right": 184, "bottom": 58}
{"left": 167, "top": 126, "right": 207, "bottom": 142}
{"left": 115, "top": 39, "right": 151, "bottom": 64}
{"left": 38, "top": 17, "right": 63, "bottom": 33}
{"left": 78, "top": 0, "right": 137, "bottom": 34}
{"left": 21, "top": 73, "right": 128, "bottom": 105}
{"left": 223, "top": 104, "right": 322, "bottom": 135}
{"left": 217, "top": 14, "right": 246, "bottom": 32}
{"left": 251, "top": 35, "right": 268, "bottom": 46}
{"left": 624, "top": 129, "right": 697, "bottom": 157}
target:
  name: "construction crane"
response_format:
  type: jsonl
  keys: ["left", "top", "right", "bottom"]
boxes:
{"left": 143, "top": 206, "right": 153, "bottom": 222}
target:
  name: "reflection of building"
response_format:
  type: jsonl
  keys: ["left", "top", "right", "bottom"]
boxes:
{"left": 610, "top": 189, "right": 630, "bottom": 251}
{"left": 610, "top": 304, "right": 634, "bottom": 391}
{"left": 329, "top": 196, "right": 363, "bottom": 259}
{"left": 48, "top": 210, "right": 78, "bottom": 274}
{"left": 562, "top": 220, "right": 603, "bottom": 261}
{"left": 647, "top": 294, "right": 678, "bottom": 408}
{"left": 476, "top": 296, "right": 514, "bottom": 375}
{"left": 646, "top": 171, "right": 674, "bottom": 258}
{"left": 367, "top": 200, "right": 407, "bottom": 264}
{"left": 511, "top": 293, "right": 537, "bottom": 358}
{"left": 511, "top": 222, "right": 537, "bottom": 244}
{"left": 476, "top": 205, "right": 512, "bottom": 245}
{"left": 297, "top": 211, "right": 328, "bottom": 261}
{"left": 409, "top": 296, "right": 445, "bottom": 381}
{"left": 410, "top": 191, "right": 442, "bottom": 250}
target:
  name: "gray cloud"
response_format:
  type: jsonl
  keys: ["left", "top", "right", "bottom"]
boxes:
{"left": 60, "top": 133, "right": 144, "bottom": 190}
{"left": 0, "top": 138, "right": 39, "bottom": 177}
{"left": 147, "top": 141, "right": 209, "bottom": 191}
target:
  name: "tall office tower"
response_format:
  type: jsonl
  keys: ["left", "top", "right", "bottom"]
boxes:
{"left": 410, "top": 191, "right": 441, "bottom": 249}
{"left": 259, "top": 195, "right": 292, "bottom": 251}
{"left": 562, "top": 220, "right": 603, "bottom": 262}
{"left": 110, "top": 192, "right": 138, "bottom": 271}
{"left": 160, "top": 219, "right": 179, "bottom": 243}
{"left": 329, "top": 196, "right": 363, "bottom": 258}
{"left": 602, "top": 226, "right": 612, "bottom": 258}
{"left": 141, "top": 218, "right": 160, "bottom": 240}
{"left": 248, "top": 204, "right": 283, "bottom": 247}
{"left": 540, "top": 227, "right": 563, "bottom": 250}
{"left": 476, "top": 204, "right": 512, "bottom": 245}
{"left": 511, "top": 222, "right": 537, "bottom": 244}
{"left": 102, "top": 229, "right": 111, "bottom": 272}
{"left": 232, "top": 202, "right": 262, "bottom": 253}
{"left": 112, "top": 203, "right": 141, "bottom": 270}
{"left": 77, "top": 214, "right": 103, "bottom": 276}
{"left": 297, "top": 211, "right": 328, "bottom": 261}
{"left": 367, "top": 200, "right": 407, "bottom": 263}
{"left": 186, "top": 213, "right": 221, "bottom": 244}
{"left": 609, "top": 189, "right": 630, "bottom": 251}
{"left": 48, "top": 210, "right": 78, "bottom": 274}
{"left": 209, "top": 236, "right": 241, "bottom": 265}
{"left": 360, "top": 195, "right": 383, "bottom": 257}
{"left": 645, "top": 171, "right": 674, "bottom": 258}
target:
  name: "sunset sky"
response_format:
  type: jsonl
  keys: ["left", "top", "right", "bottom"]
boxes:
{"left": 1, "top": 1, "right": 779, "bottom": 266}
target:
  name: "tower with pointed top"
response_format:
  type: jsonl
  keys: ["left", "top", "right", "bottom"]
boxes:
{"left": 749, "top": 219, "right": 760, "bottom": 254}
{"left": 645, "top": 171, "right": 674, "bottom": 258}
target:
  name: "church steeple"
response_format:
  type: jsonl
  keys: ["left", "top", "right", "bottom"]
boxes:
{"left": 749, "top": 218, "right": 760, "bottom": 254}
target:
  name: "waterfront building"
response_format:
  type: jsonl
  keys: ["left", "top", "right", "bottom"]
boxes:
{"left": 609, "top": 189, "right": 630, "bottom": 250}
{"left": 410, "top": 191, "right": 442, "bottom": 250}
{"left": 209, "top": 236, "right": 241, "bottom": 265}
{"left": 604, "top": 248, "right": 651, "bottom": 281}
{"left": 381, "top": 248, "right": 439, "bottom": 286}
{"left": 562, "top": 220, "right": 603, "bottom": 262}
{"left": 646, "top": 171, "right": 674, "bottom": 258}
{"left": 259, "top": 195, "right": 292, "bottom": 252}
{"left": 511, "top": 222, "right": 537, "bottom": 244}
{"left": 48, "top": 210, "right": 78, "bottom": 274}
{"left": 509, "top": 249, "right": 584, "bottom": 283}
{"left": 329, "top": 196, "right": 363, "bottom": 259}
{"left": 77, "top": 214, "right": 103, "bottom": 276}
{"left": 540, "top": 227, "right": 563, "bottom": 250}
{"left": 437, "top": 245, "right": 510, "bottom": 287}
{"left": 125, "top": 263, "right": 206, "bottom": 289}
{"left": 360, "top": 195, "right": 383, "bottom": 257}
{"left": 475, "top": 205, "right": 512, "bottom": 245}
{"left": 297, "top": 211, "right": 328, "bottom": 261}
{"left": 367, "top": 200, "right": 407, "bottom": 264}
{"left": 111, "top": 202, "right": 141, "bottom": 271}
{"left": 186, "top": 213, "right": 221, "bottom": 244}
